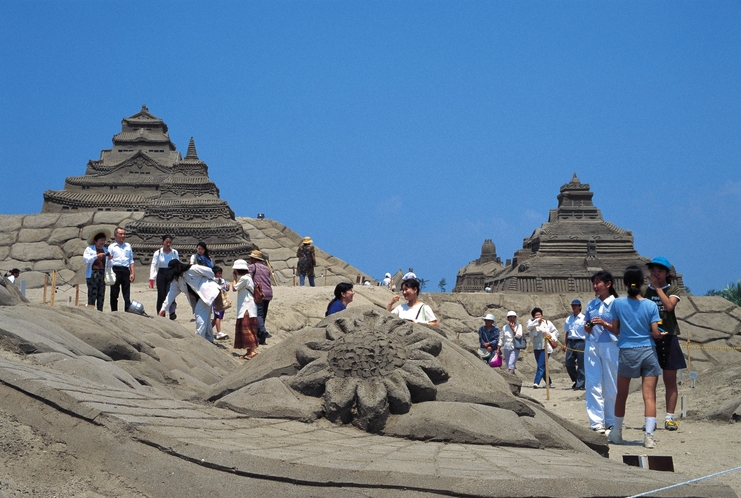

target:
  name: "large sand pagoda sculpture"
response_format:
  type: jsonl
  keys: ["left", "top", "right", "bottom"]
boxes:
{"left": 42, "top": 105, "right": 255, "bottom": 266}
{"left": 454, "top": 174, "right": 683, "bottom": 293}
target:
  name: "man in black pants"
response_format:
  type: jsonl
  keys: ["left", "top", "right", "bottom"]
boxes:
{"left": 108, "top": 227, "right": 135, "bottom": 312}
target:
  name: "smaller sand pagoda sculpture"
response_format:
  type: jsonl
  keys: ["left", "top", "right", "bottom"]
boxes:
{"left": 453, "top": 174, "right": 683, "bottom": 293}
{"left": 42, "top": 105, "right": 254, "bottom": 266}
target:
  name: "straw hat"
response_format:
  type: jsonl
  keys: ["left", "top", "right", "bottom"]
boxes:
{"left": 248, "top": 249, "right": 265, "bottom": 261}
{"left": 302, "top": 236, "right": 313, "bottom": 245}
{"left": 86, "top": 227, "right": 112, "bottom": 245}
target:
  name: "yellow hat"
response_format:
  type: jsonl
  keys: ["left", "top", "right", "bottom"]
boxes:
{"left": 86, "top": 227, "right": 112, "bottom": 245}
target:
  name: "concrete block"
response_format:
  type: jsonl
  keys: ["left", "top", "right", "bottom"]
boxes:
{"left": 22, "top": 214, "right": 61, "bottom": 228}
{"left": 10, "top": 242, "right": 65, "bottom": 262}
{"left": 92, "top": 211, "right": 132, "bottom": 224}
{"left": 34, "top": 260, "right": 67, "bottom": 272}
{"left": 18, "top": 228, "right": 53, "bottom": 243}
{"left": 48, "top": 227, "right": 82, "bottom": 244}
{"left": 57, "top": 212, "right": 94, "bottom": 227}
{"left": 0, "top": 232, "right": 16, "bottom": 246}
{"left": 62, "top": 238, "right": 88, "bottom": 258}
{"left": 0, "top": 215, "right": 23, "bottom": 232}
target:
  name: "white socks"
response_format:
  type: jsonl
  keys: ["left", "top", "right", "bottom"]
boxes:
{"left": 645, "top": 417, "right": 656, "bottom": 434}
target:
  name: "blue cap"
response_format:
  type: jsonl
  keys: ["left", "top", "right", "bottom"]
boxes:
{"left": 571, "top": 299, "right": 581, "bottom": 306}
{"left": 647, "top": 256, "right": 671, "bottom": 270}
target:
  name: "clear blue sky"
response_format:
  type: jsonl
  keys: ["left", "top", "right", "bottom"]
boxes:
{"left": 1, "top": 1, "right": 739, "bottom": 294}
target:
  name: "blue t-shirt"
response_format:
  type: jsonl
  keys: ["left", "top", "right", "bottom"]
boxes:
{"left": 327, "top": 300, "right": 346, "bottom": 316}
{"left": 611, "top": 297, "right": 660, "bottom": 349}
{"left": 583, "top": 296, "right": 617, "bottom": 343}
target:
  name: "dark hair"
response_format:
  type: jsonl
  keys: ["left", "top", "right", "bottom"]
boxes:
{"left": 93, "top": 232, "right": 107, "bottom": 242}
{"left": 114, "top": 226, "right": 125, "bottom": 235}
{"left": 326, "top": 282, "right": 354, "bottom": 316}
{"left": 623, "top": 265, "right": 644, "bottom": 297}
{"left": 196, "top": 241, "right": 210, "bottom": 258}
{"left": 531, "top": 307, "right": 543, "bottom": 318}
{"left": 401, "top": 278, "right": 420, "bottom": 294}
{"left": 591, "top": 271, "right": 619, "bottom": 298}
{"left": 166, "top": 259, "right": 190, "bottom": 284}
{"left": 162, "top": 234, "right": 173, "bottom": 242}
{"left": 212, "top": 266, "right": 223, "bottom": 275}
{"left": 235, "top": 269, "right": 249, "bottom": 276}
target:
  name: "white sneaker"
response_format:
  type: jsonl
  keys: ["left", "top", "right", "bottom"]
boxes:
{"left": 607, "top": 427, "right": 624, "bottom": 444}
{"left": 592, "top": 427, "right": 606, "bottom": 434}
{"left": 644, "top": 432, "right": 656, "bottom": 449}
{"left": 215, "top": 332, "right": 228, "bottom": 340}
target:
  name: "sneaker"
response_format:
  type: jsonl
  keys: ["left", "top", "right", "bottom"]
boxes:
{"left": 665, "top": 419, "right": 679, "bottom": 431}
{"left": 644, "top": 432, "right": 657, "bottom": 449}
{"left": 169, "top": 313, "right": 177, "bottom": 321}
{"left": 549, "top": 383, "right": 555, "bottom": 389}
{"left": 607, "top": 427, "right": 624, "bottom": 444}
{"left": 215, "top": 332, "right": 228, "bottom": 340}
{"left": 533, "top": 384, "right": 539, "bottom": 389}
{"left": 592, "top": 427, "right": 606, "bottom": 434}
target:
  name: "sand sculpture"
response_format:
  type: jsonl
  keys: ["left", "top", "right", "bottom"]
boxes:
{"left": 42, "top": 105, "right": 255, "bottom": 267}
{"left": 454, "top": 173, "right": 684, "bottom": 293}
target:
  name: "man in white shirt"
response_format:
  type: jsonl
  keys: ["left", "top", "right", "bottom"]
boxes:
{"left": 108, "top": 227, "right": 135, "bottom": 312}
{"left": 564, "top": 299, "right": 586, "bottom": 390}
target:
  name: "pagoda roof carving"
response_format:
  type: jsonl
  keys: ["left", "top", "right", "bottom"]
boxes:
{"left": 453, "top": 174, "right": 683, "bottom": 293}
{"left": 41, "top": 106, "right": 256, "bottom": 266}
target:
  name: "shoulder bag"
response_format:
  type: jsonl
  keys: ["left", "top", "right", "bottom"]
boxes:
{"left": 104, "top": 258, "right": 116, "bottom": 286}
{"left": 212, "top": 278, "right": 232, "bottom": 312}
{"left": 251, "top": 268, "right": 265, "bottom": 304}
{"left": 512, "top": 325, "right": 527, "bottom": 350}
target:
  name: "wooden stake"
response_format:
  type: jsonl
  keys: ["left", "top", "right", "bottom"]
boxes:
{"left": 75, "top": 284, "right": 80, "bottom": 306}
{"left": 50, "top": 270, "right": 57, "bottom": 307}
{"left": 292, "top": 266, "right": 296, "bottom": 287}
{"left": 43, "top": 274, "right": 48, "bottom": 304}
{"left": 545, "top": 348, "right": 550, "bottom": 400}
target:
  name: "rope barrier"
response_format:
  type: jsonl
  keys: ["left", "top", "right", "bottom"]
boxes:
{"left": 627, "top": 464, "right": 741, "bottom": 498}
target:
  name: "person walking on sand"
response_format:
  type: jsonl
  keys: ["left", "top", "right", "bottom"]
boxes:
{"left": 584, "top": 271, "right": 619, "bottom": 434}
{"left": 248, "top": 250, "right": 273, "bottom": 345}
{"left": 499, "top": 311, "right": 524, "bottom": 375}
{"left": 564, "top": 299, "right": 586, "bottom": 390}
{"left": 150, "top": 235, "right": 179, "bottom": 320}
{"left": 607, "top": 265, "right": 666, "bottom": 449}
{"left": 526, "top": 308, "right": 559, "bottom": 389}
{"left": 232, "top": 259, "right": 259, "bottom": 359}
{"left": 642, "top": 256, "right": 686, "bottom": 432}
{"left": 108, "top": 227, "right": 135, "bottom": 312}
{"left": 296, "top": 236, "right": 316, "bottom": 286}
{"left": 83, "top": 228, "right": 113, "bottom": 311}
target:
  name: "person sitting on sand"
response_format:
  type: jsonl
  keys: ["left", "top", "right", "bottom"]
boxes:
{"left": 386, "top": 275, "right": 438, "bottom": 326}
{"left": 326, "top": 282, "right": 354, "bottom": 316}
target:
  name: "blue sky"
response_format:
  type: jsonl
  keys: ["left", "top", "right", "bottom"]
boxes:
{"left": 1, "top": 1, "right": 739, "bottom": 294}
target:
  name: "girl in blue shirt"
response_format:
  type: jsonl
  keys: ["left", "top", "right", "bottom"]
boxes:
{"left": 607, "top": 266, "right": 667, "bottom": 449}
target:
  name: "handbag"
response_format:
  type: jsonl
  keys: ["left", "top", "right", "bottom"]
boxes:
{"left": 213, "top": 287, "right": 232, "bottom": 312}
{"left": 489, "top": 352, "right": 503, "bottom": 368}
{"left": 513, "top": 335, "right": 527, "bottom": 350}
{"left": 251, "top": 268, "right": 265, "bottom": 304}
{"left": 104, "top": 261, "right": 116, "bottom": 286}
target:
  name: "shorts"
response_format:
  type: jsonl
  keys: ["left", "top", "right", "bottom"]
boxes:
{"left": 617, "top": 346, "right": 662, "bottom": 378}
{"left": 213, "top": 310, "right": 225, "bottom": 320}
{"left": 654, "top": 335, "right": 687, "bottom": 370}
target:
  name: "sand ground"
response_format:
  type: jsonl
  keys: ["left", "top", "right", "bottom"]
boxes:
{"left": 4, "top": 282, "right": 739, "bottom": 497}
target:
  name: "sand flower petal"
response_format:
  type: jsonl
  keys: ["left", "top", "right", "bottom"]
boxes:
{"left": 382, "top": 372, "right": 412, "bottom": 414}
{"left": 355, "top": 378, "right": 389, "bottom": 431}
{"left": 323, "top": 376, "right": 359, "bottom": 424}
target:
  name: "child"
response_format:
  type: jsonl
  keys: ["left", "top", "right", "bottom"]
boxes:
{"left": 642, "top": 256, "right": 686, "bottom": 431}
{"left": 232, "top": 259, "right": 258, "bottom": 359}
{"left": 212, "top": 266, "right": 230, "bottom": 340}
{"left": 607, "top": 266, "right": 667, "bottom": 449}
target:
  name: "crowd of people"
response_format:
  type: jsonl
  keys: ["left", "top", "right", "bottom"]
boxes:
{"left": 78, "top": 228, "right": 683, "bottom": 447}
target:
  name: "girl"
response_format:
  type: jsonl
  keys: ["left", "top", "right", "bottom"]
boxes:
{"left": 607, "top": 266, "right": 666, "bottom": 449}
{"left": 149, "top": 235, "right": 179, "bottom": 320}
{"left": 583, "top": 271, "right": 619, "bottom": 434}
{"left": 386, "top": 277, "right": 438, "bottom": 326}
{"left": 232, "top": 259, "right": 259, "bottom": 359}
{"left": 326, "top": 282, "right": 354, "bottom": 316}
{"left": 212, "top": 266, "right": 230, "bottom": 340}
{"left": 190, "top": 241, "right": 214, "bottom": 268}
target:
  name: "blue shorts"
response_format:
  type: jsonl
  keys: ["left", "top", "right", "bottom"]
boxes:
{"left": 617, "top": 346, "right": 662, "bottom": 378}
{"left": 213, "top": 310, "right": 225, "bottom": 320}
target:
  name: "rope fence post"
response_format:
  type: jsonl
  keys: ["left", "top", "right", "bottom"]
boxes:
{"left": 545, "top": 347, "right": 550, "bottom": 400}
{"left": 50, "top": 270, "right": 57, "bottom": 307}
{"left": 292, "top": 266, "right": 296, "bottom": 287}
{"left": 75, "top": 284, "right": 80, "bottom": 306}
{"left": 42, "top": 273, "right": 48, "bottom": 304}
